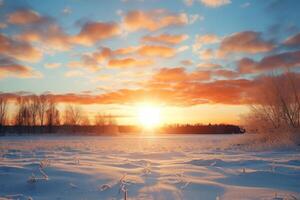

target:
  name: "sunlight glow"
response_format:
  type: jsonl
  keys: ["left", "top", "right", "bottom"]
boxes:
{"left": 137, "top": 104, "right": 161, "bottom": 128}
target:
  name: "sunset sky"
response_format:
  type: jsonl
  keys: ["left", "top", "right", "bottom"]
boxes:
{"left": 0, "top": 0, "right": 300, "bottom": 125}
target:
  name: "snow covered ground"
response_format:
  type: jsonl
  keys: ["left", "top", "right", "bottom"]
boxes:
{"left": 0, "top": 134, "right": 300, "bottom": 200}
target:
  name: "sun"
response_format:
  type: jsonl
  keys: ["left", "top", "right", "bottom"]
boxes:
{"left": 137, "top": 104, "right": 161, "bottom": 128}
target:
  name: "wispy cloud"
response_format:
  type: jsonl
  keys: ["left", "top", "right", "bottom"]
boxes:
{"left": 122, "top": 9, "right": 188, "bottom": 31}
{"left": 0, "top": 56, "right": 42, "bottom": 79}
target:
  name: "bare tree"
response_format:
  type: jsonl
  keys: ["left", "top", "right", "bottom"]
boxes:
{"left": 46, "top": 100, "right": 60, "bottom": 126}
{"left": 64, "top": 105, "right": 83, "bottom": 125}
{"left": 0, "top": 97, "right": 8, "bottom": 126}
{"left": 15, "top": 97, "right": 31, "bottom": 126}
{"left": 95, "top": 113, "right": 107, "bottom": 126}
{"left": 94, "top": 113, "right": 117, "bottom": 126}
{"left": 107, "top": 114, "right": 117, "bottom": 125}
{"left": 29, "top": 96, "right": 40, "bottom": 126}
{"left": 37, "top": 95, "right": 49, "bottom": 126}
{"left": 80, "top": 115, "right": 90, "bottom": 126}
{"left": 244, "top": 72, "right": 300, "bottom": 133}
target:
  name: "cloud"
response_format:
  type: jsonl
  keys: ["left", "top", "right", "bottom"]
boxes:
{"left": 67, "top": 47, "right": 115, "bottom": 71}
{"left": 141, "top": 34, "right": 189, "bottom": 45}
{"left": 123, "top": 9, "right": 188, "bottom": 31}
{"left": 108, "top": 58, "right": 153, "bottom": 68}
{"left": 191, "top": 78, "right": 256, "bottom": 104}
{"left": 199, "top": 49, "right": 215, "bottom": 60}
{"left": 200, "top": 0, "right": 231, "bottom": 7}
{"left": 177, "top": 45, "right": 189, "bottom": 53}
{"left": 189, "top": 14, "right": 203, "bottom": 24}
{"left": 3, "top": 70, "right": 299, "bottom": 106}
{"left": 0, "top": 23, "right": 7, "bottom": 29}
{"left": 0, "top": 34, "right": 42, "bottom": 62}
{"left": 183, "top": 0, "right": 194, "bottom": 6}
{"left": 238, "top": 50, "right": 300, "bottom": 74}
{"left": 17, "top": 24, "right": 72, "bottom": 51}
{"left": 193, "top": 34, "right": 219, "bottom": 52}
{"left": 9, "top": 9, "right": 73, "bottom": 52}
{"left": 113, "top": 46, "right": 138, "bottom": 55}
{"left": 68, "top": 58, "right": 100, "bottom": 72}
{"left": 7, "top": 9, "right": 43, "bottom": 25}
{"left": 189, "top": 70, "right": 212, "bottom": 81}
{"left": 0, "top": 56, "right": 42, "bottom": 79}
{"left": 85, "top": 47, "right": 114, "bottom": 63}
{"left": 212, "top": 69, "right": 239, "bottom": 78}
{"left": 138, "top": 45, "right": 176, "bottom": 57}
{"left": 10, "top": 9, "right": 120, "bottom": 50}
{"left": 217, "top": 31, "right": 275, "bottom": 57}
{"left": 197, "top": 63, "right": 221, "bottom": 68}
{"left": 284, "top": 32, "right": 300, "bottom": 47}
{"left": 151, "top": 67, "right": 211, "bottom": 83}
{"left": 72, "top": 21, "right": 120, "bottom": 45}
{"left": 181, "top": 60, "right": 194, "bottom": 66}
{"left": 44, "top": 62, "right": 61, "bottom": 69}
{"left": 62, "top": 7, "right": 72, "bottom": 15}
{"left": 151, "top": 67, "right": 188, "bottom": 83}
{"left": 184, "top": 0, "right": 230, "bottom": 7}
{"left": 68, "top": 44, "right": 176, "bottom": 72}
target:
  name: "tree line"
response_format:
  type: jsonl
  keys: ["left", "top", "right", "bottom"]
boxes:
{"left": 160, "top": 123, "right": 245, "bottom": 134}
{"left": 0, "top": 95, "right": 116, "bottom": 127}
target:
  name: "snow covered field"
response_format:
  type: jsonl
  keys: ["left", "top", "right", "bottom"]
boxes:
{"left": 0, "top": 134, "right": 300, "bottom": 200}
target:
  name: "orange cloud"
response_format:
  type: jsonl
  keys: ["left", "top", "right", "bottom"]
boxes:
{"left": 10, "top": 10, "right": 120, "bottom": 50}
{"left": 152, "top": 67, "right": 187, "bottom": 83}
{"left": 181, "top": 60, "right": 194, "bottom": 66}
{"left": 193, "top": 34, "right": 219, "bottom": 51}
{"left": 198, "top": 63, "right": 221, "bottom": 68}
{"left": 72, "top": 22, "right": 120, "bottom": 45}
{"left": 190, "top": 70, "right": 212, "bottom": 81}
{"left": 7, "top": 9, "right": 42, "bottom": 25}
{"left": 67, "top": 47, "right": 114, "bottom": 71}
{"left": 0, "top": 57, "right": 42, "bottom": 79}
{"left": 190, "top": 79, "right": 256, "bottom": 104}
{"left": 7, "top": 9, "right": 72, "bottom": 51}
{"left": 237, "top": 58, "right": 257, "bottom": 74}
{"left": 0, "top": 34, "right": 42, "bottom": 62}
{"left": 138, "top": 45, "right": 176, "bottom": 57}
{"left": 200, "top": 0, "right": 231, "bottom": 7}
{"left": 217, "top": 31, "right": 275, "bottom": 57}
{"left": 113, "top": 46, "right": 139, "bottom": 55}
{"left": 238, "top": 50, "right": 300, "bottom": 74}
{"left": 199, "top": 49, "right": 215, "bottom": 60}
{"left": 2, "top": 72, "right": 299, "bottom": 106}
{"left": 17, "top": 24, "right": 72, "bottom": 51}
{"left": 68, "top": 58, "right": 99, "bottom": 72}
{"left": 141, "top": 34, "right": 189, "bottom": 45}
{"left": 108, "top": 58, "right": 153, "bottom": 68}
{"left": 151, "top": 67, "right": 211, "bottom": 84}
{"left": 212, "top": 69, "right": 239, "bottom": 78}
{"left": 89, "top": 47, "right": 114, "bottom": 62}
{"left": 284, "top": 32, "right": 300, "bottom": 47}
{"left": 70, "top": 44, "right": 176, "bottom": 71}
{"left": 123, "top": 9, "right": 188, "bottom": 31}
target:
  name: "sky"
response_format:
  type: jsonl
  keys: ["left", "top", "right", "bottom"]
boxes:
{"left": 0, "top": 0, "right": 300, "bottom": 125}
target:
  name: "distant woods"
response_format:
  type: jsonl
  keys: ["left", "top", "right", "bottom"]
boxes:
{"left": 0, "top": 95, "right": 244, "bottom": 135}
{"left": 243, "top": 72, "right": 300, "bottom": 134}
{"left": 0, "top": 97, "right": 7, "bottom": 126}
{"left": 0, "top": 95, "right": 117, "bottom": 127}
